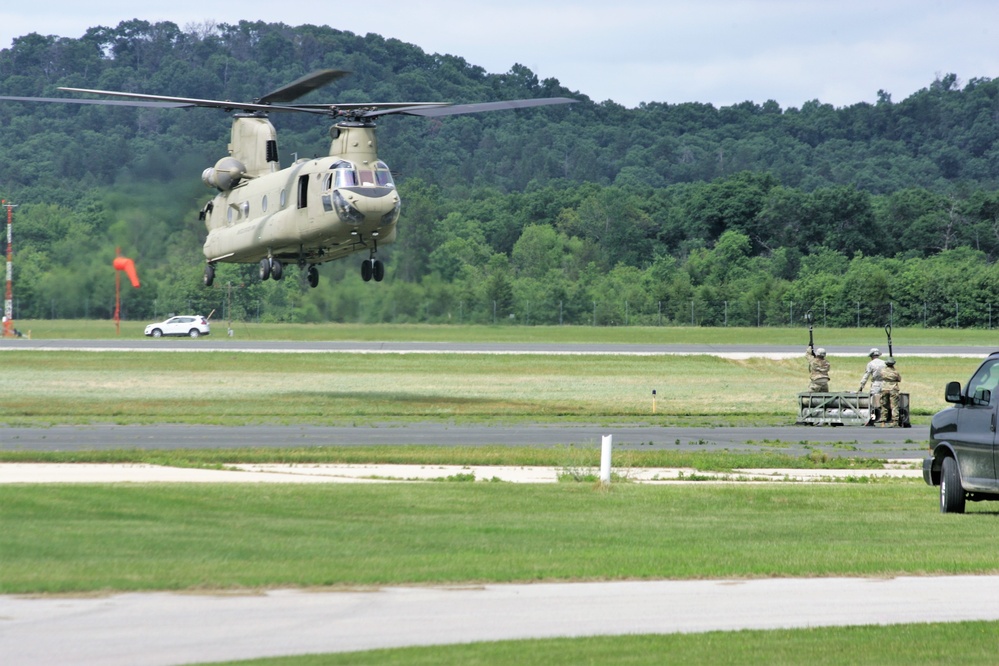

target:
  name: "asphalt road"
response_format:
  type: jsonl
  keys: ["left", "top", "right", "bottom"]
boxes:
{"left": 5, "top": 576, "right": 999, "bottom": 665}
{"left": 1, "top": 423, "right": 930, "bottom": 458}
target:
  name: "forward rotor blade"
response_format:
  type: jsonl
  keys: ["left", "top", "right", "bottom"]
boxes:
{"left": 0, "top": 94, "right": 192, "bottom": 109}
{"left": 57, "top": 87, "right": 283, "bottom": 113}
{"left": 258, "top": 69, "right": 349, "bottom": 104}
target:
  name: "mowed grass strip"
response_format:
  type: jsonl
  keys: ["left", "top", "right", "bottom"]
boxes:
{"left": 0, "top": 446, "right": 895, "bottom": 470}
{"left": 0, "top": 350, "right": 973, "bottom": 425}
{"left": 2, "top": 482, "right": 994, "bottom": 595}
{"left": 21, "top": 320, "right": 999, "bottom": 346}
{"left": 211, "top": 622, "right": 999, "bottom": 666}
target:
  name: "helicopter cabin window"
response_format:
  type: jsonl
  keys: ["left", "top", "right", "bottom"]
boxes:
{"left": 261, "top": 195, "right": 268, "bottom": 213}
{"left": 297, "top": 175, "right": 308, "bottom": 209}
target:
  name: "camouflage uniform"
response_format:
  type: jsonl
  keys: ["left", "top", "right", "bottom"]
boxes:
{"left": 859, "top": 353, "right": 886, "bottom": 424}
{"left": 879, "top": 363, "right": 902, "bottom": 426}
{"left": 806, "top": 346, "right": 830, "bottom": 392}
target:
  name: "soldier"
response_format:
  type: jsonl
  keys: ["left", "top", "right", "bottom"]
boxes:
{"left": 858, "top": 347, "right": 886, "bottom": 425}
{"left": 879, "top": 357, "right": 902, "bottom": 427}
{"left": 806, "top": 345, "right": 830, "bottom": 392}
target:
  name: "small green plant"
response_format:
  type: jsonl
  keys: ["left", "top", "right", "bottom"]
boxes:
{"left": 433, "top": 472, "right": 476, "bottom": 483}
{"left": 807, "top": 450, "right": 831, "bottom": 464}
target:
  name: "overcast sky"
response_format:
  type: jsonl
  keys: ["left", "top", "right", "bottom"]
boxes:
{"left": 2, "top": 1, "right": 998, "bottom": 109}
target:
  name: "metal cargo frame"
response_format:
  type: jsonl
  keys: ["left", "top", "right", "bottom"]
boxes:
{"left": 796, "top": 392, "right": 910, "bottom": 427}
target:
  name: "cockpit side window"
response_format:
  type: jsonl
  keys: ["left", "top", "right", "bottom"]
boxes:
{"left": 374, "top": 161, "right": 395, "bottom": 187}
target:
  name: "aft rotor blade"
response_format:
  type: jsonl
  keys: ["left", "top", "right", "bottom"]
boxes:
{"left": 368, "top": 97, "right": 577, "bottom": 118}
{"left": 258, "top": 69, "right": 349, "bottom": 104}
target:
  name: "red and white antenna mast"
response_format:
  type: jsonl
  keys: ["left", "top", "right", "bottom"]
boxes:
{"left": 2, "top": 200, "right": 14, "bottom": 338}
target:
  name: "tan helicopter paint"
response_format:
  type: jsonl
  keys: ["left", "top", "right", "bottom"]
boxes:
{"left": 201, "top": 119, "right": 400, "bottom": 268}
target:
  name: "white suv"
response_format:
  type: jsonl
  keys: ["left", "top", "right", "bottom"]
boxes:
{"left": 144, "top": 315, "right": 211, "bottom": 338}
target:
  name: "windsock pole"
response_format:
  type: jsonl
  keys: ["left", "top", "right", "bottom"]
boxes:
{"left": 2, "top": 200, "right": 14, "bottom": 338}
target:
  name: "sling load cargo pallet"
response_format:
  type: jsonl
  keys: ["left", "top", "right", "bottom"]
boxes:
{"left": 796, "top": 392, "right": 910, "bottom": 427}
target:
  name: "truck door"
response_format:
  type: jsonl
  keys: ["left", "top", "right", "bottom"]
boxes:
{"left": 956, "top": 357, "right": 999, "bottom": 490}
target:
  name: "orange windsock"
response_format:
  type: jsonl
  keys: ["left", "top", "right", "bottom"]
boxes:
{"left": 113, "top": 256, "right": 140, "bottom": 288}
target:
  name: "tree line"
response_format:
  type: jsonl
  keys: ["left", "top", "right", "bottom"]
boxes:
{"left": 2, "top": 20, "right": 999, "bottom": 325}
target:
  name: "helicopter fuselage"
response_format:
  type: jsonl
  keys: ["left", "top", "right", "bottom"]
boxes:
{"left": 200, "top": 119, "right": 399, "bottom": 282}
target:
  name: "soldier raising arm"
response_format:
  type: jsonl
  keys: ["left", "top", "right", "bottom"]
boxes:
{"left": 806, "top": 346, "right": 830, "bottom": 392}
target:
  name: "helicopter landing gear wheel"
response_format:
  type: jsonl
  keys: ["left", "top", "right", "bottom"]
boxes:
{"left": 259, "top": 258, "right": 271, "bottom": 281}
{"left": 307, "top": 265, "right": 319, "bottom": 288}
{"left": 203, "top": 263, "right": 215, "bottom": 287}
{"left": 361, "top": 258, "right": 384, "bottom": 282}
{"left": 270, "top": 259, "right": 284, "bottom": 281}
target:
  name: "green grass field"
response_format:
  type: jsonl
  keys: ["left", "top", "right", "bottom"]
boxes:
{"left": 0, "top": 350, "right": 976, "bottom": 426}
{"left": 4, "top": 322, "right": 996, "bottom": 663}
{"left": 4, "top": 482, "right": 995, "bottom": 595}
{"left": 6, "top": 481, "right": 999, "bottom": 664}
{"left": 214, "top": 622, "right": 999, "bottom": 665}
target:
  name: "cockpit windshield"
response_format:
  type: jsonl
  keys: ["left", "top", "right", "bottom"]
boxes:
{"left": 328, "top": 160, "right": 394, "bottom": 189}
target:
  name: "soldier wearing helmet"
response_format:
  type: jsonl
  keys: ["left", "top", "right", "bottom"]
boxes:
{"left": 858, "top": 347, "right": 886, "bottom": 425}
{"left": 805, "top": 345, "right": 830, "bottom": 392}
{"left": 878, "top": 357, "right": 902, "bottom": 427}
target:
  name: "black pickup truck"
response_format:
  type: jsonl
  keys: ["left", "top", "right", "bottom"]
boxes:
{"left": 923, "top": 351, "right": 999, "bottom": 513}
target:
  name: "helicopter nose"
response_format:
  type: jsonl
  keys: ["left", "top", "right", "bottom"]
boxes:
{"left": 334, "top": 189, "right": 400, "bottom": 226}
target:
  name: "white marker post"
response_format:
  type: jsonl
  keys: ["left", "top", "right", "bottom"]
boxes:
{"left": 600, "top": 434, "right": 612, "bottom": 484}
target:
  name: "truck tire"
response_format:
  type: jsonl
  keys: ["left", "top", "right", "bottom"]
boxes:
{"left": 940, "top": 456, "right": 966, "bottom": 514}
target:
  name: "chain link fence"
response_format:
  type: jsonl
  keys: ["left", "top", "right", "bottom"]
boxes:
{"left": 15, "top": 295, "right": 999, "bottom": 329}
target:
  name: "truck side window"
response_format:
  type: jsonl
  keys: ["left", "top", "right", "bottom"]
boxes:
{"left": 966, "top": 359, "right": 999, "bottom": 404}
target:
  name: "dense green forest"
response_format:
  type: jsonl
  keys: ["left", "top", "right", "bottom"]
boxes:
{"left": 2, "top": 19, "right": 999, "bottom": 327}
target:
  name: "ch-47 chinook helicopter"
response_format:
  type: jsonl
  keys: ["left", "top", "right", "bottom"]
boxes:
{"left": 0, "top": 70, "right": 574, "bottom": 288}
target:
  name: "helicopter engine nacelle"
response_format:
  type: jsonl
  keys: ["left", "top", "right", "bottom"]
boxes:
{"left": 202, "top": 157, "right": 247, "bottom": 191}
